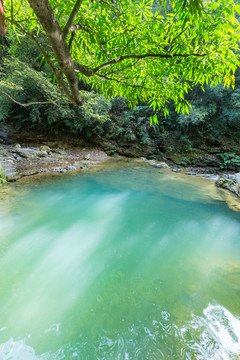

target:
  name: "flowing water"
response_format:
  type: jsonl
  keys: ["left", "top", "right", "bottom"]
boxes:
{"left": 0, "top": 160, "right": 240, "bottom": 360}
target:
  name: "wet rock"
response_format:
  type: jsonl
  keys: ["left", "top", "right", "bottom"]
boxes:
{"left": 172, "top": 168, "right": 180, "bottom": 172}
{"left": 216, "top": 173, "right": 240, "bottom": 197}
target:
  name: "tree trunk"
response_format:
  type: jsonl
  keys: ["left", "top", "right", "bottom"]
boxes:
{"left": 27, "top": 0, "right": 83, "bottom": 105}
{"left": 0, "top": 0, "right": 6, "bottom": 35}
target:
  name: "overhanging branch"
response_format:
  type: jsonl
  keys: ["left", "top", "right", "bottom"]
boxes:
{"left": 0, "top": 89, "right": 57, "bottom": 107}
{"left": 92, "top": 52, "right": 207, "bottom": 73}
{"left": 63, "top": 0, "right": 83, "bottom": 37}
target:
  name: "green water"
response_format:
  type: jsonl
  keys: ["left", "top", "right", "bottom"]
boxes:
{"left": 0, "top": 160, "right": 240, "bottom": 359}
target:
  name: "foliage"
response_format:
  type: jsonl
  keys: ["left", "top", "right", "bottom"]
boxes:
{"left": 0, "top": 59, "right": 111, "bottom": 135}
{"left": 217, "top": 153, "right": 240, "bottom": 169}
{"left": 4, "top": 0, "right": 240, "bottom": 114}
{"left": 0, "top": 164, "right": 6, "bottom": 184}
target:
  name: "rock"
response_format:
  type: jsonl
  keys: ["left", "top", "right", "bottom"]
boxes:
{"left": 84, "top": 153, "right": 91, "bottom": 160}
{"left": 14, "top": 144, "right": 21, "bottom": 149}
{"left": 80, "top": 163, "right": 89, "bottom": 169}
{"left": 185, "top": 172, "right": 196, "bottom": 176}
{"left": 51, "top": 167, "right": 68, "bottom": 173}
{"left": 172, "top": 168, "right": 180, "bottom": 172}
{"left": 148, "top": 160, "right": 170, "bottom": 168}
{"left": 12, "top": 154, "right": 22, "bottom": 160}
{"left": 200, "top": 174, "right": 219, "bottom": 181}
{"left": 12, "top": 148, "right": 47, "bottom": 159}
{"left": 216, "top": 173, "right": 240, "bottom": 197}
{"left": 66, "top": 165, "right": 77, "bottom": 171}
{"left": 40, "top": 145, "right": 51, "bottom": 153}
{"left": 40, "top": 151, "right": 48, "bottom": 157}
{"left": 52, "top": 149, "right": 67, "bottom": 155}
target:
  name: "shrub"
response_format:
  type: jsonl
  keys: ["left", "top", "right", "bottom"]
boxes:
{"left": 0, "top": 59, "right": 111, "bottom": 137}
{"left": 217, "top": 153, "right": 240, "bottom": 170}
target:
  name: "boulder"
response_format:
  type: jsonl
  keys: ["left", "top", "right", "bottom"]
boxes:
{"left": 216, "top": 173, "right": 240, "bottom": 197}
{"left": 12, "top": 148, "right": 47, "bottom": 159}
{"left": 40, "top": 145, "right": 51, "bottom": 153}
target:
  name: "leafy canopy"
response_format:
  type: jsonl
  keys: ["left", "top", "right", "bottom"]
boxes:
{"left": 3, "top": 0, "right": 240, "bottom": 119}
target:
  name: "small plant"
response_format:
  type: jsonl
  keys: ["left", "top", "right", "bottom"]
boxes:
{"left": 0, "top": 165, "right": 6, "bottom": 184}
{"left": 217, "top": 153, "right": 240, "bottom": 169}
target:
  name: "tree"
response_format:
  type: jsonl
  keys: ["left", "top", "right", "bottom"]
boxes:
{"left": 3, "top": 0, "right": 240, "bottom": 117}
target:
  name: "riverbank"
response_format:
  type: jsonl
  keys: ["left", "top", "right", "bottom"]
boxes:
{"left": 1, "top": 141, "right": 240, "bottom": 200}
{"left": 0, "top": 122, "right": 239, "bottom": 199}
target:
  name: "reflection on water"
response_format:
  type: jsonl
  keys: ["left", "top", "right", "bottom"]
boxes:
{"left": 0, "top": 304, "right": 239, "bottom": 359}
{"left": 0, "top": 160, "right": 239, "bottom": 359}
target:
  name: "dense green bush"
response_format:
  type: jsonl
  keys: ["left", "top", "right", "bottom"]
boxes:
{"left": 0, "top": 59, "right": 112, "bottom": 138}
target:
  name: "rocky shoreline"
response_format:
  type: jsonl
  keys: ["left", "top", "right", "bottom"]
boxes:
{"left": 0, "top": 122, "right": 239, "bottom": 199}
{"left": 0, "top": 142, "right": 240, "bottom": 199}
{"left": 0, "top": 143, "right": 111, "bottom": 181}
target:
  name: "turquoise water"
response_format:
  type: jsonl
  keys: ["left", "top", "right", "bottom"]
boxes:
{"left": 0, "top": 160, "right": 240, "bottom": 359}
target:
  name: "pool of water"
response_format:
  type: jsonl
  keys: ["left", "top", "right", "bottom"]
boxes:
{"left": 0, "top": 160, "right": 240, "bottom": 359}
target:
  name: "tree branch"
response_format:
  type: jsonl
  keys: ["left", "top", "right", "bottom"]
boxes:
{"left": 100, "top": 27, "right": 136, "bottom": 45}
{"left": 91, "top": 52, "right": 207, "bottom": 73}
{"left": 63, "top": 0, "right": 83, "bottom": 37}
{"left": 95, "top": 73, "right": 160, "bottom": 91}
{"left": 0, "top": 89, "right": 56, "bottom": 107}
